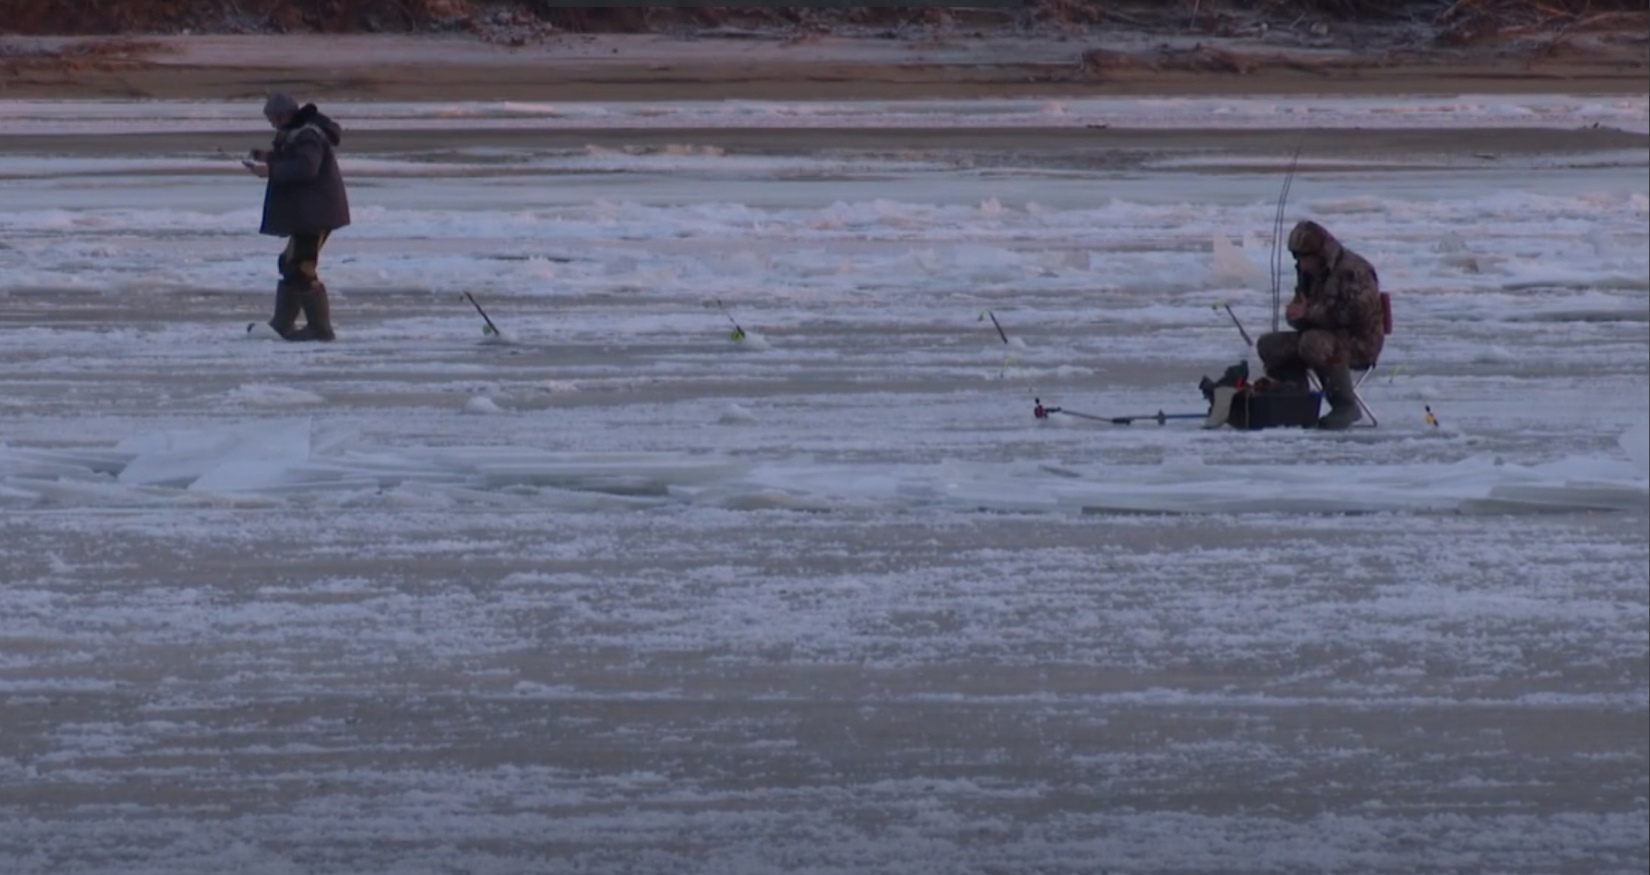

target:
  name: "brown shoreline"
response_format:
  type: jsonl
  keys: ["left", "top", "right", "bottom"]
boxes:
{"left": 2, "top": 32, "right": 1646, "bottom": 101}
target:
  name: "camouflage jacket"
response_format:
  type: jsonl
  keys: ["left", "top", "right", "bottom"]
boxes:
{"left": 1285, "top": 220, "right": 1385, "bottom": 368}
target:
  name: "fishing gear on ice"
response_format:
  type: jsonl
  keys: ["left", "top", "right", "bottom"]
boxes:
{"left": 1035, "top": 360, "right": 1324, "bottom": 431}
{"left": 714, "top": 299, "right": 747, "bottom": 342}
{"left": 463, "top": 291, "right": 502, "bottom": 337}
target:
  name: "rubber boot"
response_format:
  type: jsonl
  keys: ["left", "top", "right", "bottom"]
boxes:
{"left": 288, "top": 283, "right": 336, "bottom": 342}
{"left": 1315, "top": 366, "right": 1363, "bottom": 430}
{"left": 258, "top": 281, "right": 302, "bottom": 339}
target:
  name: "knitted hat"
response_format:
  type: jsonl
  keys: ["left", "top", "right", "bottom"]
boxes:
{"left": 263, "top": 92, "right": 300, "bottom": 119}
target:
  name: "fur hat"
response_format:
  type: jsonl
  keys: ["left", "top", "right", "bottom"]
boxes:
{"left": 1287, "top": 220, "right": 1331, "bottom": 256}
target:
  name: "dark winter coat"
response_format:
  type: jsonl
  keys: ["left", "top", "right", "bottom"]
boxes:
{"left": 259, "top": 104, "right": 351, "bottom": 237}
{"left": 1284, "top": 220, "right": 1385, "bottom": 369}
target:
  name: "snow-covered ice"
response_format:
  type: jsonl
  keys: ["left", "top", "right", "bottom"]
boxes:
{"left": 2, "top": 94, "right": 1646, "bottom": 135}
{"left": 0, "top": 95, "right": 1645, "bottom": 875}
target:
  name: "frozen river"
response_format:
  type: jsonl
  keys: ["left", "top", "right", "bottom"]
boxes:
{"left": 1, "top": 94, "right": 1647, "bottom": 874}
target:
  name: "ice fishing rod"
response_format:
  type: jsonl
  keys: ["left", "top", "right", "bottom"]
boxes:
{"left": 974, "top": 311, "right": 1018, "bottom": 378}
{"left": 1270, "top": 143, "right": 1302, "bottom": 334}
{"left": 714, "top": 299, "right": 747, "bottom": 342}
{"left": 1215, "top": 302, "right": 1253, "bottom": 347}
{"left": 1033, "top": 398, "right": 1205, "bottom": 426}
{"left": 463, "top": 291, "right": 501, "bottom": 337}
{"left": 981, "top": 309, "right": 1009, "bottom": 344}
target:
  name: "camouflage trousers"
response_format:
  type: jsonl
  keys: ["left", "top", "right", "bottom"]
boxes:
{"left": 277, "top": 230, "right": 331, "bottom": 288}
{"left": 1257, "top": 329, "right": 1360, "bottom": 384}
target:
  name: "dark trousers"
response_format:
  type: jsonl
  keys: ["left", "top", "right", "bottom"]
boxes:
{"left": 278, "top": 231, "right": 331, "bottom": 287}
{"left": 1256, "top": 328, "right": 1354, "bottom": 384}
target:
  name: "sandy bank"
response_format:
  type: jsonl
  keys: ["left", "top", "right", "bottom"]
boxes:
{"left": 2, "top": 30, "right": 1646, "bottom": 101}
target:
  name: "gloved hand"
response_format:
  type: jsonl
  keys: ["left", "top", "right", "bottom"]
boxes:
{"left": 1285, "top": 297, "right": 1306, "bottom": 323}
{"left": 248, "top": 148, "right": 270, "bottom": 162}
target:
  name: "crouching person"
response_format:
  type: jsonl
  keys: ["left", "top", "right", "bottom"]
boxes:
{"left": 247, "top": 92, "right": 350, "bottom": 342}
{"left": 1256, "top": 220, "right": 1384, "bottom": 430}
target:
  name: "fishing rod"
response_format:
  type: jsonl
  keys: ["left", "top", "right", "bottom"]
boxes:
{"left": 1270, "top": 143, "right": 1302, "bottom": 334}
{"left": 1215, "top": 302, "right": 1253, "bottom": 347}
{"left": 975, "top": 310, "right": 1020, "bottom": 378}
{"left": 1033, "top": 398, "right": 1206, "bottom": 426}
{"left": 981, "top": 309, "right": 1009, "bottom": 344}
{"left": 714, "top": 299, "right": 747, "bottom": 342}
{"left": 463, "top": 291, "right": 501, "bottom": 337}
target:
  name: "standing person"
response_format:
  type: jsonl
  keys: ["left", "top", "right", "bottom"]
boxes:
{"left": 1255, "top": 220, "right": 1385, "bottom": 430}
{"left": 245, "top": 92, "right": 350, "bottom": 342}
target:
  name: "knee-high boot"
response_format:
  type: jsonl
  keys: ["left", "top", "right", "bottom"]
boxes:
{"left": 258, "top": 281, "right": 303, "bottom": 339}
{"left": 288, "top": 284, "right": 336, "bottom": 342}
{"left": 1315, "top": 366, "right": 1362, "bottom": 430}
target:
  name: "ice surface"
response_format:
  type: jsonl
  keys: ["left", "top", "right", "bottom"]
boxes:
{"left": 1, "top": 96, "right": 1645, "bottom": 875}
{"left": 1209, "top": 233, "right": 1268, "bottom": 288}
{"left": 2, "top": 94, "right": 1646, "bottom": 135}
{"left": 1622, "top": 413, "right": 1650, "bottom": 476}
{"left": 461, "top": 395, "right": 505, "bottom": 415}
{"left": 116, "top": 418, "right": 311, "bottom": 489}
{"left": 13, "top": 421, "right": 1645, "bottom": 513}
